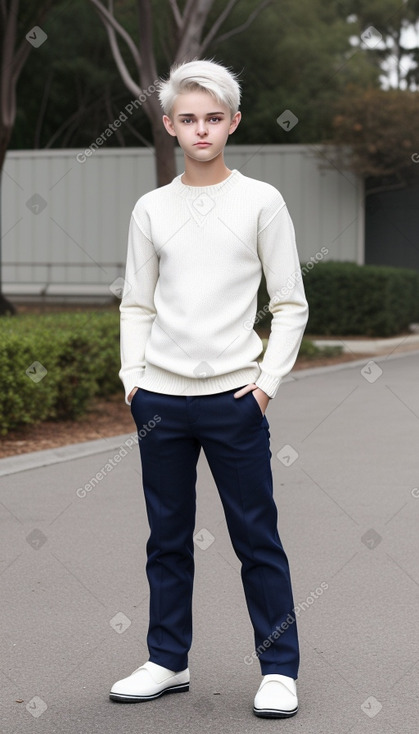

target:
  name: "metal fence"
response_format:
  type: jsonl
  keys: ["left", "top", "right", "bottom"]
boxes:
{"left": 1, "top": 144, "right": 363, "bottom": 298}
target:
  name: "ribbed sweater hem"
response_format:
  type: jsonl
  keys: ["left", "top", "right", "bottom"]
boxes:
{"left": 132, "top": 364, "right": 262, "bottom": 398}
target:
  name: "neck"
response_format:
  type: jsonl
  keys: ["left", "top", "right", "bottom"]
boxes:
{"left": 181, "top": 152, "right": 231, "bottom": 187}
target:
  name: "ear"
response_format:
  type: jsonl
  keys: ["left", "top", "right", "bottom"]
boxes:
{"left": 228, "top": 111, "right": 241, "bottom": 136}
{"left": 162, "top": 114, "right": 177, "bottom": 137}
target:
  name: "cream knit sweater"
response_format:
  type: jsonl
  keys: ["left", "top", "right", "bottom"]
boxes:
{"left": 119, "top": 169, "right": 308, "bottom": 402}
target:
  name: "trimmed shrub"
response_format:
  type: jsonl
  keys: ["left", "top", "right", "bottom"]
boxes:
{"left": 257, "top": 262, "right": 419, "bottom": 337}
{"left": 304, "top": 262, "right": 419, "bottom": 336}
{"left": 0, "top": 311, "right": 122, "bottom": 435}
{"left": 297, "top": 339, "right": 342, "bottom": 359}
{"left": 261, "top": 337, "right": 342, "bottom": 360}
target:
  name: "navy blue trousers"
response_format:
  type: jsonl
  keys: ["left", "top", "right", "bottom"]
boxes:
{"left": 130, "top": 385, "right": 299, "bottom": 678}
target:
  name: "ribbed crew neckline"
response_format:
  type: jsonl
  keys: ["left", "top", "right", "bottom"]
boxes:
{"left": 172, "top": 168, "right": 240, "bottom": 198}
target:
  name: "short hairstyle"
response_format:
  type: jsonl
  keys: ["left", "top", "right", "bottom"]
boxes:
{"left": 158, "top": 58, "right": 241, "bottom": 118}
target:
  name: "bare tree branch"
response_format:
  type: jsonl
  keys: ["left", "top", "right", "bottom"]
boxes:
{"left": 2, "top": 0, "right": 18, "bottom": 72}
{"left": 137, "top": 0, "right": 158, "bottom": 88}
{"left": 105, "top": 90, "right": 125, "bottom": 145}
{"left": 11, "top": 0, "right": 53, "bottom": 84}
{"left": 123, "top": 117, "right": 154, "bottom": 148}
{"left": 44, "top": 109, "right": 84, "bottom": 149}
{"left": 89, "top": 0, "right": 142, "bottom": 71}
{"left": 180, "top": 0, "right": 200, "bottom": 35}
{"left": 104, "top": 16, "right": 142, "bottom": 97}
{"left": 0, "top": 0, "right": 8, "bottom": 24}
{"left": 10, "top": 38, "right": 33, "bottom": 86}
{"left": 1, "top": 0, "right": 20, "bottom": 127}
{"left": 92, "top": 0, "right": 141, "bottom": 98}
{"left": 168, "top": 0, "right": 182, "bottom": 29}
{"left": 176, "top": 0, "right": 215, "bottom": 63}
{"left": 205, "top": 0, "right": 273, "bottom": 50}
{"left": 34, "top": 69, "right": 53, "bottom": 148}
{"left": 199, "top": 0, "right": 239, "bottom": 52}
{"left": 62, "top": 111, "right": 90, "bottom": 148}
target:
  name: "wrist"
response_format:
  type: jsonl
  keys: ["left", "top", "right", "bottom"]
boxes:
{"left": 128, "top": 387, "right": 139, "bottom": 403}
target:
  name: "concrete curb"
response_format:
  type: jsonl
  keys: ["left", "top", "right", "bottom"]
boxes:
{"left": 285, "top": 346, "right": 418, "bottom": 381}
{"left": 0, "top": 432, "right": 138, "bottom": 478}
{"left": 1, "top": 348, "right": 418, "bottom": 477}
{"left": 312, "top": 333, "right": 419, "bottom": 354}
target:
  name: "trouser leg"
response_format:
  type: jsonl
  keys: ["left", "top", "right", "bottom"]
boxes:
{"left": 197, "top": 387, "right": 300, "bottom": 678}
{"left": 130, "top": 388, "right": 200, "bottom": 672}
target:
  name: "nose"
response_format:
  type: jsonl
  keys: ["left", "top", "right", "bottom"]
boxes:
{"left": 196, "top": 119, "right": 208, "bottom": 136}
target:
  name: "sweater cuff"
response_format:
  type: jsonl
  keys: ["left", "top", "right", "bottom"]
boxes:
{"left": 255, "top": 370, "right": 282, "bottom": 399}
{"left": 119, "top": 368, "right": 146, "bottom": 405}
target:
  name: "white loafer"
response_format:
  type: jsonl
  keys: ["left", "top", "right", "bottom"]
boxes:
{"left": 109, "top": 660, "right": 190, "bottom": 702}
{"left": 253, "top": 674, "right": 298, "bottom": 718}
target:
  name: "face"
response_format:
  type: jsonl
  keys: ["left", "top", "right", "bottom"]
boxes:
{"left": 162, "top": 89, "right": 241, "bottom": 164}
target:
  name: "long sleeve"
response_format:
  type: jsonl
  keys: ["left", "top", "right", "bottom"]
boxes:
{"left": 118, "top": 171, "right": 308, "bottom": 400}
{"left": 119, "top": 210, "right": 159, "bottom": 403}
{"left": 255, "top": 200, "right": 309, "bottom": 399}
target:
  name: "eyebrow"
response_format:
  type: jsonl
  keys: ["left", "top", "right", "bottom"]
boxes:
{"left": 177, "top": 111, "right": 226, "bottom": 117}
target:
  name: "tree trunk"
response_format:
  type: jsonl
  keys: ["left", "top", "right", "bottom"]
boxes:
{"left": 137, "top": 0, "right": 177, "bottom": 186}
{"left": 0, "top": 125, "right": 12, "bottom": 175}
{"left": 0, "top": 163, "right": 16, "bottom": 313}
{"left": 151, "top": 118, "right": 177, "bottom": 186}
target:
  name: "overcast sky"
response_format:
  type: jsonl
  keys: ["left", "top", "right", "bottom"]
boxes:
{"left": 350, "top": 19, "right": 419, "bottom": 89}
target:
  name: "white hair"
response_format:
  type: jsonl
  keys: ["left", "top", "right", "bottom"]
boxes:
{"left": 158, "top": 58, "right": 241, "bottom": 118}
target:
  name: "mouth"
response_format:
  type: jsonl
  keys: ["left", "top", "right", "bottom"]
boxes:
{"left": 194, "top": 142, "right": 211, "bottom": 147}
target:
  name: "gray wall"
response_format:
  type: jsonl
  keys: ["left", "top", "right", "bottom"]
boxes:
{"left": 365, "top": 186, "right": 419, "bottom": 271}
{"left": 1, "top": 145, "right": 363, "bottom": 298}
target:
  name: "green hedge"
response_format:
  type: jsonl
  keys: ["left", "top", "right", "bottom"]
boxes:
{"left": 3, "top": 260, "right": 418, "bottom": 435}
{"left": 261, "top": 337, "right": 342, "bottom": 360}
{"left": 258, "top": 261, "right": 419, "bottom": 337}
{"left": 0, "top": 307, "right": 338, "bottom": 436}
{"left": 0, "top": 311, "right": 121, "bottom": 435}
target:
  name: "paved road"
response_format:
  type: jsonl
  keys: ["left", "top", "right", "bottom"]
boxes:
{"left": 1, "top": 352, "right": 419, "bottom": 734}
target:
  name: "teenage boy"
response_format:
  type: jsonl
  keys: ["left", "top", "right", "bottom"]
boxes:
{"left": 110, "top": 59, "right": 309, "bottom": 719}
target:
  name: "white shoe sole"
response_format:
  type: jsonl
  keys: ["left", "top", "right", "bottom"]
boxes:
{"left": 253, "top": 704, "right": 298, "bottom": 718}
{"left": 109, "top": 681, "right": 189, "bottom": 702}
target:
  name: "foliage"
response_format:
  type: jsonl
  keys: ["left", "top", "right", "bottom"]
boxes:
{"left": 337, "top": 0, "right": 419, "bottom": 89}
{"left": 9, "top": 0, "right": 386, "bottom": 151}
{"left": 297, "top": 340, "right": 343, "bottom": 359}
{"left": 303, "top": 261, "right": 419, "bottom": 336}
{"left": 0, "top": 302, "right": 346, "bottom": 435}
{"left": 0, "top": 311, "right": 121, "bottom": 435}
{"left": 218, "top": 0, "right": 379, "bottom": 146}
{"left": 261, "top": 336, "right": 342, "bottom": 360}
{"left": 10, "top": 0, "right": 138, "bottom": 151}
{"left": 325, "top": 86, "right": 419, "bottom": 191}
{"left": 4, "top": 0, "right": 419, "bottom": 191}
{"left": 257, "top": 261, "right": 419, "bottom": 337}
{"left": 1, "top": 0, "right": 54, "bottom": 169}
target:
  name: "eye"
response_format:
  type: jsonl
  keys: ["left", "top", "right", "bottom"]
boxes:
{"left": 209, "top": 117, "right": 222, "bottom": 123}
{"left": 181, "top": 118, "right": 193, "bottom": 124}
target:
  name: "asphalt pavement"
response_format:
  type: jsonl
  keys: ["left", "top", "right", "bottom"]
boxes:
{"left": 1, "top": 351, "right": 419, "bottom": 734}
